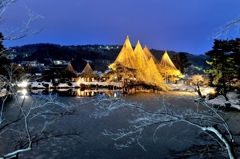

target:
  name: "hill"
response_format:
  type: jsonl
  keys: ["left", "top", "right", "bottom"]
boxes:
{"left": 9, "top": 43, "right": 209, "bottom": 73}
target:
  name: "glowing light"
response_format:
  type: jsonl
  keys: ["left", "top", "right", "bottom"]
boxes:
{"left": 19, "top": 81, "right": 27, "bottom": 88}
{"left": 21, "top": 89, "right": 27, "bottom": 96}
{"left": 201, "top": 87, "right": 216, "bottom": 95}
{"left": 76, "top": 79, "right": 81, "bottom": 85}
{"left": 211, "top": 89, "right": 216, "bottom": 94}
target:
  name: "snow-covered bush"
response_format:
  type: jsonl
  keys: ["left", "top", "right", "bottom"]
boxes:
{"left": 186, "top": 74, "right": 210, "bottom": 86}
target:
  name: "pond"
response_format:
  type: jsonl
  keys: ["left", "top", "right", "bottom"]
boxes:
{"left": 1, "top": 91, "right": 239, "bottom": 159}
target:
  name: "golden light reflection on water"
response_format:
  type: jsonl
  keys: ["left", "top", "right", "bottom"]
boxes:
{"left": 77, "top": 89, "right": 96, "bottom": 97}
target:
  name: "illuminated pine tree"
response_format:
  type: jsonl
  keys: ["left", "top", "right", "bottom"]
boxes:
{"left": 109, "top": 36, "right": 168, "bottom": 90}
{"left": 106, "top": 62, "right": 137, "bottom": 88}
{"left": 61, "top": 62, "right": 77, "bottom": 78}
{"left": 143, "top": 45, "right": 158, "bottom": 63}
{"left": 109, "top": 36, "right": 136, "bottom": 69}
{"left": 133, "top": 41, "right": 168, "bottom": 90}
{"left": 133, "top": 40, "right": 149, "bottom": 82}
{"left": 158, "top": 51, "right": 182, "bottom": 82}
{"left": 80, "top": 62, "right": 97, "bottom": 78}
{"left": 145, "top": 57, "right": 169, "bottom": 90}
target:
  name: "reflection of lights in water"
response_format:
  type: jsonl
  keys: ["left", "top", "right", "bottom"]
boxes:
{"left": 114, "top": 92, "right": 117, "bottom": 97}
{"left": 21, "top": 89, "right": 27, "bottom": 97}
{"left": 77, "top": 89, "right": 87, "bottom": 96}
{"left": 77, "top": 89, "right": 81, "bottom": 96}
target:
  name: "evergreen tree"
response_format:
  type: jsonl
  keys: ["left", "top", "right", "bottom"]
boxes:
{"left": 232, "top": 38, "right": 240, "bottom": 79}
{"left": 178, "top": 52, "right": 191, "bottom": 74}
{"left": 0, "top": 32, "right": 10, "bottom": 76}
{"left": 158, "top": 51, "right": 182, "bottom": 83}
{"left": 171, "top": 52, "right": 191, "bottom": 74}
{"left": 204, "top": 39, "right": 239, "bottom": 101}
{"left": 108, "top": 62, "right": 137, "bottom": 85}
{"left": 172, "top": 53, "right": 181, "bottom": 70}
{"left": 61, "top": 63, "right": 77, "bottom": 78}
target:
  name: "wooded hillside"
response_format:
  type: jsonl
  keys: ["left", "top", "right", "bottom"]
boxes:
{"left": 9, "top": 43, "right": 209, "bottom": 72}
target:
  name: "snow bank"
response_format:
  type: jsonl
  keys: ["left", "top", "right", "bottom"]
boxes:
{"left": 167, "top": 82, "right": 215, "bottom": 95}
{"left": 167, "top": 82, "right": 240, "bottom": 111}
{"left": 206, "top": 92, "right": 240, "bottom": 110}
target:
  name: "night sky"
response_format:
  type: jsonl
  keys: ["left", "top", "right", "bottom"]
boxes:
{"left": 2, "top": 0, "right": 240, "bottom": 54}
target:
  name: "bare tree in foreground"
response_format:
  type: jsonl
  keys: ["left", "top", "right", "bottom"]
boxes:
{"left": 91, "top": 93, "right": 238, "bottom": 159}
{"left": 0, "top": 0, "right": 43, "bottom": 41}
{"left": 0, "top": 1, "right": 84, "bottom": 158}
{"left": 212, "top": 15, "right": 240, "bottom": 39}
{"left": 0, "top": 65, "right": 81, "bottom": 159}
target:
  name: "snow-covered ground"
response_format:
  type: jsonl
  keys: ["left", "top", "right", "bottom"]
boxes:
{"left": 168, "top": 82, "right": 240, "bottom": 110}
{"left": 17, "top": 81, "right": 79, "bottom": 89}
{"left": 206, "top": 92, "right": 240, "bottom": 110}
{"left": 17, "top": 81, "right": 122, "bottom": 89}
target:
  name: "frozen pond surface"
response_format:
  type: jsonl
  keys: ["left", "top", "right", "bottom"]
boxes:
{"left": 1, "top": 91, "right": 240, "bottom": 159}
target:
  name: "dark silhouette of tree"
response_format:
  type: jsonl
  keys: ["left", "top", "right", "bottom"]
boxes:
{"left": 172, "top": 52, "right": 191, "bottom": 74}
{"left": 0, "top": 32, "right": 10, "bottom": 76}
{"left": 172, "top": 53, "right": 180, "bottom": 70}
{"left": 204, "top": 39, "right": 239, "bottom": 101}
{"left": 232, "top": 38, "right": 240, "bottom": 79}
{"left": 0, "top": 2, "right": 82, "bottom": 158}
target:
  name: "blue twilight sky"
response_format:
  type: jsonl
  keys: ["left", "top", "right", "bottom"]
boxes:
{"left": 1, "top": 0, "right": 240, "bottom": 55}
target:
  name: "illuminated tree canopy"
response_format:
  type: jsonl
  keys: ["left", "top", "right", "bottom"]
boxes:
{"left": 158, "top": 51, "right": 182, "bottom": 82}
{"left": 143, "top": 45, "right": 158, "bottom": 64}
{"left": 106, "top": 62, "right": 136, "bottom": 81}
{"left": 133, "top": 40, "right": 149, "bottom": 81}
{"left": 109, "top": 36, "right": 169, "bottom": 90}
{"left": 80, "top": 62, "right": 97, "bottom": 78}
{"left": 61, "top": 62, "right": 77, "bottom": 78}
{"left": 81, "top": 62, "right": 93, "bottom": 73}
{"left": 110, "top": 36, "right": 136, "bottom": 69}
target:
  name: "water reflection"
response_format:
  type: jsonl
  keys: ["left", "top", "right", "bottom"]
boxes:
{"left": 30, "top": 88, "right": 123, "bottom": 97}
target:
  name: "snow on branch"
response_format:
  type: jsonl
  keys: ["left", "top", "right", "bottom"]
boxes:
{"left": 0, "top": 1, "right": 43, "bottom": 41}
{"left": 3, "top": 6, "right": 43, "bottom": 41}
{"left": 0, "top": 91, "right": 78, "bottom": 158}
{"left": 212, "top": 15, "right": 240, "bottom": 39}
{"left": 92, "top": 95, "right": 236, "bottom": 158}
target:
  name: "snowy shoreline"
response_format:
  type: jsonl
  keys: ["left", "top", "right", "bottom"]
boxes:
{"left": 1, "top": 81, "right": 240, "bottom": 111}
{"left": 168, "top": 82, "right": 240, "bottom": 111}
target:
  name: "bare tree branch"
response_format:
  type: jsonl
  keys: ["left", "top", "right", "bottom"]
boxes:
{"left": 2, "top": 6, "right": 43, "bottom": 41}
{"left": 92, "top": 94, "right": 237, "bottom": 158}
{"left": 0, "top": 65, "right": 83, "bottom": 159}
{"left": 212, "top": 15, "right": 240, "bottom": 39}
